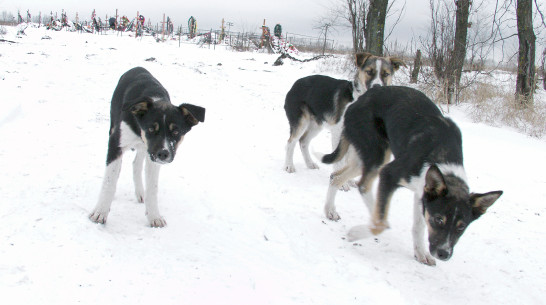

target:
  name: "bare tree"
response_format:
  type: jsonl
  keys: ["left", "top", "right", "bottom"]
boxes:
{"left": 314, "top": 14, "right": 341, "bottom": 55}
{"left": 343, "top": 0, "right": 367, "bottom": 52}
{"left": 515, "top": 0, "right": 536, "bottom": 106}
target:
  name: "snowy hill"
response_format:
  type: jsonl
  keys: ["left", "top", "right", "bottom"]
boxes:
{"left": 1, "top": 25, "right": 545, "bottom": 305}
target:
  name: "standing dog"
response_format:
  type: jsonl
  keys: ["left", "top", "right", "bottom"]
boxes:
{"left": 320, "top": 86, "right": 502, "bottom": 265}
{"left": 89, "top": 67, "right": 205, "bottom": 227}
{"left": 283, "top": 53, "right": 405, "bottom": 190}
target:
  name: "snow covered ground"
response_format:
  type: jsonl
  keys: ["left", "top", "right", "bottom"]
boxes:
{"left": 1, "top": 26, "right": 545, "bottom": 305}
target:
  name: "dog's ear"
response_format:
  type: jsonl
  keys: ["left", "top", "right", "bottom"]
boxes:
{"left": 123, "top": 97, "right": 153, "bottom": 117}
{"left": 424, "top": 165, "right": 448, "bottom": 200}
{"left": 469, "top": 191, "right": 503, "bottom": 220}
{"left": 355, "top": 52, "right": 373, "bottom": 67}
{"left": 388, "top": 56, "right": 407, "bottom": 71}
{"left": 179, "top": 103, "right": 205, "bottom": 126}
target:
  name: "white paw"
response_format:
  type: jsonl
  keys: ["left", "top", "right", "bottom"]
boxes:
{"left": 149, "top": 216, "right": 167, "bottom": 228}
{"left": 347, "top": 225, "right": 373, "bottom": 241}
{"left": 415, "top": 250, "right": 436, "bottom": 266}
{"left": 340, "top": 183, "right": 351, "bottom": 192}
{"left": 370, "top": 219, "right": 390, "bottom": 235}
{"left": 325, "top": 207, "right": 341, "bottom": 221}
{"left": 306, "top": 162, "right": 319, "bottom": 170}
{"left": 135, "top": 191, "right": 144, "bottom": 203}
{"left": 89, "top": 210, "right": 109, "bottom": 224}
{"left": 285, "top": 165, "right": 296, "bottom": 173}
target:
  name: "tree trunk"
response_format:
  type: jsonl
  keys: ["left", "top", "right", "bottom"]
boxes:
{"left": 542, "top": 48, "right": 546, "bottom": 90}
{"left": 364, "top": 0, "right": 388, "bottom": 56}
{"left": 410, "top": 49, "right": 422, "bottom": 83}
{"left": 446, "top": 0, "right": 470, "bottom": 104}
{"left": 515, "top": 0, "right": 536, "bottom": 107}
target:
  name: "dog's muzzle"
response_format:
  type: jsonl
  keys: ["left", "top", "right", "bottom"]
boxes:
{"left": 151, "top": 149, "right": 173, "bottom": 164}
{"left": 430, "top": 247, "right": 453, "bottom": 261}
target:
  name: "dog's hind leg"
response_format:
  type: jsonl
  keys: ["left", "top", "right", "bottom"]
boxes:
{"left": 412, "top": 195, "right": 436, "bottom": 266}
{"left": 358, "top": 149, "right": 392, "bottom": 214}
{"left": 299, "top": 120, "right": 321, "bottom": 170}
{"left": 357, "top": 168, "right": 380, "bottom": 215}
{"left": 330, "top": 123, "right": 354, "bottom": 191}
{"left": 324, "top": 149, "right": 361, "bottom": 220}
{"left": 284, "top": 114, "right": 310, "bottom": 173}
{"left": 90, "top": 157, "right": 123, "bottom": 224}
{"left": 144, "top": 157, "right": 166, "bottom": 227}
{"left": 132, "top": 147, "right": 146, "bottom": 203}
{"left": 370, "top": 160, "right": 403, "bottom": 235}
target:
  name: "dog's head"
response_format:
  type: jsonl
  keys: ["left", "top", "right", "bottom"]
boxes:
{"left": 124, "top": 97, "right": 205, "bottom": 164}
{"left": 422, "top": 165, "right": 502, "bottom": 261}
{"left": 354, "top": 52, "right": 406, "bottom": 90}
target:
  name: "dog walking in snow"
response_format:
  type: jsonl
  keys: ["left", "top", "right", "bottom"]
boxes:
{"left": 319, "top": 86, "right": 502, "bottom": 265}
{"left": 90, "top": 67, "right": 205, "bottom": 227}
{"left": 283, "top": 52, "right": 405, "bottom": 190}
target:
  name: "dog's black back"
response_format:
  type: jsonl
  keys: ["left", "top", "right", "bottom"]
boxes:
{"left": 285, "top": 75, "right": 353, "bottom": 129}
{"left": 344, "top": 86, "right": 463, "bottom": 179}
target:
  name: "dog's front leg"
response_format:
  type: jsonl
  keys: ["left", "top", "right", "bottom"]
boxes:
{"left": 132, "top": 148, "right": 146, "bottom": 203}
{"left": 412, "top": 196, "right": 436, "bottom": 266}
{"left": 144, "top": 157, "right": 166, "bottom": 227}
{"left": 90, "top": 158, "right": 123, "bottom": 224}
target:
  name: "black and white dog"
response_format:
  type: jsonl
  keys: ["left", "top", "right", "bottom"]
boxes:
{"left": 283, "top": 52, "right": 405, "bottom": 190}
{"left": 89, "top": 67, "right": 205, "bottom": 227}
{"left": 320, "top": 86, "right": 502, "bottom": 265}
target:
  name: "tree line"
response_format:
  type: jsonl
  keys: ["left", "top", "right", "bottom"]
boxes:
{"left": 318, "top": 0, "right": 545, "bottom": 108}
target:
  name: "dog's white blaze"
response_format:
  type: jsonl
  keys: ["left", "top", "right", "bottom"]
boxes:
{"left": 119, "top": 122, "right": 144, "bottom": 150}
{"left": 370, "top": 59, "right": 384, "bottom": 87}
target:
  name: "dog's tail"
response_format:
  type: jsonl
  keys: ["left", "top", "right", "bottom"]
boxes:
{"left": 315, "top": 136, "right": 350, "bottom": 164}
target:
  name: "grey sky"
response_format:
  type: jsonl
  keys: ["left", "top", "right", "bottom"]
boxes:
{"left": 0, "top": 0, "right": 431, "bottom": 47}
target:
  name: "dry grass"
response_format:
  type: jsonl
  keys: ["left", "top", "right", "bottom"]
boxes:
{"left": 466, "top": 81, "right": 546, "bottom": 138}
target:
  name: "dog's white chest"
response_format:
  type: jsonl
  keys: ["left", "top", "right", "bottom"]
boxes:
{"left": 119, "top": 122, "right": 144, "bottom": 150}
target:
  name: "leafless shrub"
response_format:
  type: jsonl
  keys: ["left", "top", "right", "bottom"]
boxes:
{"left": 466, "top": 80, "right": 546, "bottom": 138}
{"left": 314, "top": 54, "right": 355, "bottom": 77}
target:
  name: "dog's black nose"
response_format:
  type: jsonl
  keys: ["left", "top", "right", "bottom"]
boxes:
{"left": 372, "top": 84, "right": 382, "bottom": 89}
{"left": 157, "top": 149, "right": 170, "bottom": 161}
{"left": 436, "top": 249, "right": 451, "bottom": 260}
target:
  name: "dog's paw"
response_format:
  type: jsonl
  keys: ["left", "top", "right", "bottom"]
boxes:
{"left": 415, "top": 251, "right": 436, "bottom": 266}
{"left": 149, "top": 216, "right": 167, "bottom": 228}
{"left": 339, "top": 183, "right": 351, "bottom": 192}
{"left": 285, "top": 165, "right": 296, "bottom": 173}
{"left": 325, "top": 208, "right": 341, "bottom": 221}
{"left": 306, "top": 162, "right": 320, "bottom": 170}
{"left": 89, "top": 210, "right": 108, "bottom": 224}
{"left": 347, "top": 225, "right": 373, "bottom": 241}
{"left": 135, "top": 191, "right": 144, "bottom": 203}
{"left": 369, "top": 220, "right": 389, "bottom": 235}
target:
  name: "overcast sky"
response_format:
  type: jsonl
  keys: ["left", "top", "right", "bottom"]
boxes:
{"left": 0, "top": 0, "right": 431, "bottom": 47}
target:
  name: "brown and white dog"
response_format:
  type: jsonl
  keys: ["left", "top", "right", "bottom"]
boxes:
{"left": 283, "top": 52, "right": 406, "bottom": 190}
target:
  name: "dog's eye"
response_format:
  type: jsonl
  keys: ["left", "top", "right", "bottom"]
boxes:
{"left": 148, "top": 127, "right": 155, "bottom": 133}
{"left": 366, "top": 70, "right": 374, "bottom": 76}
{"left": 434, "top": 215, "right": 445, "bottom": 226}
{"left": 382, "top": 72, "right": 390, "bottom": 77}
{"left": 456, "top": 223, "right": 467, "bottom": 232}
{"left": 172, "top": 130, "right": 179, "bottom": 135}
